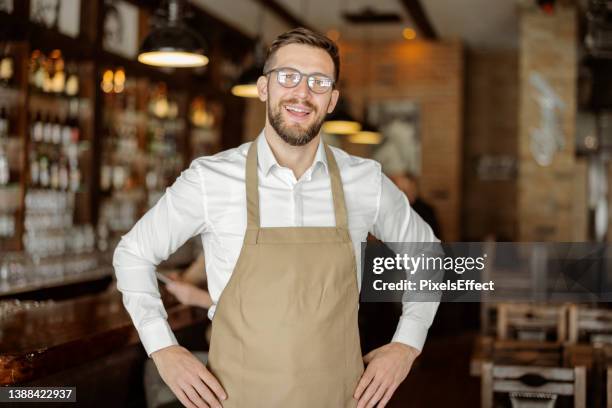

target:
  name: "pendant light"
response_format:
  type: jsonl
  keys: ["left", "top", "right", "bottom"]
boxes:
{"left": 322, "top": 98, "right": 362, "bottom": 135}
{"left": 348, "top": 122, "right": 382, "bottom": 144}
{"left": 348, "top": 100, "right": 382, "bottom": 144}
{"left": 138, "top": 0, "right": 208, "bottom": 68}
{"left": 231, "top": 38, "right": 266, "bottom": 98}
{"left": 347, "top": 33, "right": 381, "bottom": 144}
{"left": 231, "top": 6, "right": 266, "bottom": 98}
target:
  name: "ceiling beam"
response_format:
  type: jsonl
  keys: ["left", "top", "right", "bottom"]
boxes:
{"left": 250, "top": 0, "right": 313, "bottom": 32}
{"left": 399, "top": 0, "right": 437, "bottom": 40}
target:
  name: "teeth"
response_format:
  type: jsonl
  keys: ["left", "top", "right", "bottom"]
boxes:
{"left": 286, "top": 105, "right": 310, "bottom": 113}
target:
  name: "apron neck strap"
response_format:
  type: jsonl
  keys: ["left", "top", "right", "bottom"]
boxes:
{"left": 324, "top": 143, "right": 349, "bottom": 230}
{"left": 245, "top": 139, "right": 349, "bottom": 230}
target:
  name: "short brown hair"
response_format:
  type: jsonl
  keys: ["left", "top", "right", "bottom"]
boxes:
{"left": 263, "top": 27, "right": 340, "bottom": 82}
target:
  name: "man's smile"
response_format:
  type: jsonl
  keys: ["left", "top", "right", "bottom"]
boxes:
{"left": 283, "top": 104, "right": 313, "bottom": 121}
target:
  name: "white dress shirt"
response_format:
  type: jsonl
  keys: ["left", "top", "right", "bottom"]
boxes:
{"left": 113, "top": 131, "right": 440, "bottom": 357}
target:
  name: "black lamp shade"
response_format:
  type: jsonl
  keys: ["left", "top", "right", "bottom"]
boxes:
{"left": 138, "top": 24, "right": 208, "bottom": 67}
{"left": 323, "top": 101, "right": 362, "bottom": 135}
{"left": 231, "top": 64, "right": 264, "bottom": 98}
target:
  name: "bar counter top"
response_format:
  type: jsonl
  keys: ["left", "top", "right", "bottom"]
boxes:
{"left": 0, "top": 285, "right": 205, "bottom": 385}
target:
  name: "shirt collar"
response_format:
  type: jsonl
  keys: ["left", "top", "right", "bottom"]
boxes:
{"left": 256, "top": 130, "right": 329, "bottom": 176}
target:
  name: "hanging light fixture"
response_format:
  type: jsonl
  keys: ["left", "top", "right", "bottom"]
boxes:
{"left": 348, "top": 101, "right": 382, "bottom": 144}
{"left": 231, "top": 38, "right": 266, "bottom": 98}
{"left": 345, "top": 33, "right": 381, "bottom": 143}
{"left": 138, "top": 0, "right": 208, "bottom": 68}
{"left": 232, "top": 5, "right": 267, "bottom": 98}
{"left": 322, "top": 98, "right": 362, "bottom": 135}
{"left": 348, "top": 122, "right": 382, "bottom": 144}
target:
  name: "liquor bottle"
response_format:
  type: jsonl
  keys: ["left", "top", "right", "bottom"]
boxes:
{"left": 51, "top": 115, "right": 62, "bottom": 144}
{"left": 32, "top": 111, "right": 43, "bottom": 142}
{"left": 61, "top": 114, "right": 71, "bottom": 145}
{"left": 29, "top": 147, "right": 39, "bottom": 186}
{"left": 0, "top": 150, "right": 9, "bottom": 185}
{"left": 39, "top": 155, "right": 49, "bottom": 187}
{"left": 52, "top": 56, "right": 65, "bottom": 94}
{"left": 59, "top": 154, "right": 69, "bottom": 190}
{"left": 43, "top": 113, "right": 53, "bottom": 143}
{"left": 65, "top": 63, "right": 79, "bottom": 97}
{"left": 0, "top": 53, "right": 13, "bottom": 88}
{"left": 50, "top": 155, "right": 59, "bottom": 190}
{"left": 69, "top": 162, "right": 80, "bottom": 192}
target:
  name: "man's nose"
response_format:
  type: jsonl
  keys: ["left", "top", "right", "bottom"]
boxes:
{"left": 291, "top": 76, "right": 310, "bottom": 98}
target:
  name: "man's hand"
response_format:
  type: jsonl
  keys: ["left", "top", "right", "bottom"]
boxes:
{"left": 166, "top": 280, "right": 212, "bottom": 309}
{"left": 151, "top": 345, "right": 226, "bottom": 408}
{"left": 354, "top": 342, "right": 420, "bottom": 408}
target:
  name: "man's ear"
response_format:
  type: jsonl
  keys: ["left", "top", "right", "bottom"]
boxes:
{"left": 257, "top": 76, "right": 268, "bottom": 102}
{"left": 327, "top": 89, "right": 340, "bottom": 114}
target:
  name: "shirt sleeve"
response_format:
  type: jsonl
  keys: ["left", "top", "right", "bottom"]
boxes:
{"left": 370, "top": 172, "right": 440, "bottom": 352}
{"left": 113, "top": 160, "right": 208, "bottom": 356}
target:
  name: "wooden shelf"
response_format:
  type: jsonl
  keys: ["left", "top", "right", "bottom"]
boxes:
{"left": 0, "top": 0, "right": 243, "bottom": 271}
{"left": 0, "top": 184, "right": 21, "bottom": 211}
{"left": 0, "top": 87, "right": 24, "bottom": 106}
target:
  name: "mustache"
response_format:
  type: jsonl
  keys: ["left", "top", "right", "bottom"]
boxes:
{"left": 279, "top": 98, "right": 317, "bottom": 113}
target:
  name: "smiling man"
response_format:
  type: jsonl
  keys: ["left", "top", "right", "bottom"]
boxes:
{"left": 113, "top": 27, "right": 439, "bottom": 408}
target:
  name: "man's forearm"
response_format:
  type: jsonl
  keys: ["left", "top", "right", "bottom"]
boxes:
{"left": 114, "top": 236, "right": 178, "bottom": 356}
{"left": 392, "top": 301, "right": 440, "bottom": 351}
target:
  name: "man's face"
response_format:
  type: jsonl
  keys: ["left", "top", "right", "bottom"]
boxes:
{"left": 257, "top": 44, "right": 340, "bottom": 146}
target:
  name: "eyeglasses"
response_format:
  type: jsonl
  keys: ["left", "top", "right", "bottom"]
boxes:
{"left": 264, "top": 67, "right": 335, "bottom": 94}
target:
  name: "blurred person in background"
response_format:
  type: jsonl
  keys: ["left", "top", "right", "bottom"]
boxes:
{"left": 390, "top": 172, "right": 440, "bottom": 239}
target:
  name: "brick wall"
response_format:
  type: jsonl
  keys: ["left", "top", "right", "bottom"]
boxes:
{"left": 339, "top": 39, "right": 464, "bottom": 241}
{"left": 463, "top": 50, "right": 519, "bottom": 241}
{"left": 517, "top": 7, "right": 587, "bottom": 241}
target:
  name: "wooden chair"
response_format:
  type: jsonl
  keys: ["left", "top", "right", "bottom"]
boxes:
{"left": 471, "top": 337, "right": 564, "bottom": 377}
{"left": 497, "top": 303, "right": 568, "bottom": 342}
{"left": 568, "top": 305, "right": 612, "bottom": 345}
{"left": 481, "top": 362, "right": 586, "bottom": 408}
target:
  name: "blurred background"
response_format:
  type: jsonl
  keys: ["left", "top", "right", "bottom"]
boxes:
{"left": 0, "top": 0, "right": 611, "bottom": 406}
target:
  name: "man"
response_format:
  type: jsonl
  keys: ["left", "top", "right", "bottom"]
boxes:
{"left": 113, "top": 27, "right": 439, "bottom": 408}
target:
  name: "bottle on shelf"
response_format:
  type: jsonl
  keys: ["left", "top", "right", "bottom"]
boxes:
{"left": 30, "top": 50, "right": 50, "bottom": 93}
{"left": 65, "top": 62, "right": 79, "bottom": 97}
{"left": 31, "top": 111, "right": 43, "bottom": 142}
{"left": 51, "top": 54, "right": 65, "bottom": 95}
{"left": 59, "top": 154, "right": 69, "bottom": 190}
{"left": 39, "top": 154, "right": 49, "bottom": 187}
{"left": 0, "top": 106, "right": 8, "bottom": 185}
{"left": 50, "top": 153, "right": 59, "bottom": 190}
{"left": 52, "top": 115, "right": 62, "bottom": 144}
{"left": 29, "top": 146, "right": 39, "bottom": 187}
{"left": 43, "top": 113, "right": 53, "bottom": 143}
{"left": 0, "top": 51, "right": 14, "bottom": 88}
{"left": 69, "top": 160, "right": 80, "bottom": 192}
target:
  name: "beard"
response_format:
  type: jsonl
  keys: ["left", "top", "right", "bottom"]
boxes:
{"left": 268, "top": 97, "right": 327, "bottom": 147}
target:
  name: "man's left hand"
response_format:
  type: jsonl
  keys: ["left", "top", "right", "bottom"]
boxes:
{"left": 354, "top": 342, "right": 420, "bottom": 408}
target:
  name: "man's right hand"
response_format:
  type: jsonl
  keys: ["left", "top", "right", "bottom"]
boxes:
{"left": 151, "top": 345, "right": 227, "bottom": 408}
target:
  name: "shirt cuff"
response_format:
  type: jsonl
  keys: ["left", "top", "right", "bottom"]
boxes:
{"left": 138, "top": 318, "right": 179, "bottom": 357}
{"left": 391, "top": 319, "right": 430, "bottom": 352}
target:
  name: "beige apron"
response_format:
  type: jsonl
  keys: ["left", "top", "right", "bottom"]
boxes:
{"left": 207, "top": 140, "right": 364, "bottom": 407}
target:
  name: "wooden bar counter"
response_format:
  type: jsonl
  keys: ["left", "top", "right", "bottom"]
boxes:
{"left": 0, "top": 284, "right": 208, "bottom": 389}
